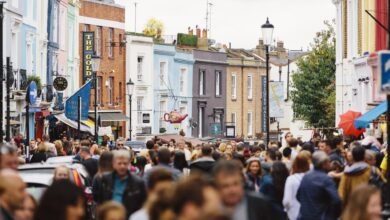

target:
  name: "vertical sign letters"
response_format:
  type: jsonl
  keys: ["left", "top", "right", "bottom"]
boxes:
{"left": 261, "top": 76, "right": 267, "bottom": 132}
{"left": 83, "top": 32, "right": 94, "bottom": 84}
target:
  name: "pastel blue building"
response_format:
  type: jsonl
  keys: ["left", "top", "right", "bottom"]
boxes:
{"left": 153, "top": 44, "right": 194, "bottom": 136}
{"left": 21, "top": 0, "right": 39, "bottom": 139}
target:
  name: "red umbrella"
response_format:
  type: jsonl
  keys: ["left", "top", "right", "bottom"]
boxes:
{"left": 338, "top": 111, "right": 365, "bottom": 137}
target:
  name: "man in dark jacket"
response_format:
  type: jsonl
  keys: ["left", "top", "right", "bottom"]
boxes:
{"left": 213, "top": 160, "right": 275, "bottom": 220}
{"left": 297, "top": 151, "right": 341, "bottom": 220}
{"left": 190, "top": 144, "right": 215, "bottom": 174}
{"left": 93, "top": 149, "right": 146, "bottom": 218}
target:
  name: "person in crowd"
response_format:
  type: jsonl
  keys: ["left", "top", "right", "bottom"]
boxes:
{"left": 190, "top": 144, "right": 216, "bottom": 174}
{"left": 365, "top": 150, "right": 377, "bottom": 166}
{"left": 245, "top": 157, "right": 262, "bottom": 192}
{"left": 283, "top": 152, "right": 310, "bottom": 220}
{"left": 29, "top": 142, "right": 48, "bottom": 163}
{"left": 63, "top": 140, "right": 73, "bottom": 156}
{"left": 92, "top": 151, "right": 114, "bottom": 202}
{"left": 287, "top": 138, "right": 299, "bottom": 161}
{"left": 262, "top": 147, "right": 280, "bottom": 175}
{"left": 328, "top": 160, "right": 344, "bottom": 186}
{"left": 260, "top": 161, "right": 289, "bottom": 219}
{"left": 42, "top": 135, "right": 57, "bottom": 157}
{"left": 329, "top": 136, "right": 345, "bottom": 165}
{"left": 72, "top": 140, "right": 81, "bottom": 155}
{"left": 115, "top": 139, "right": 128, "bottom": 151}
{"left": 28, "top": 140, "right": 37, "bottom": 156}
{"left": 0, "top": 169, "right": 27, "bottom": 220}
{"left": 79, "top": 146, "right": 98, "bottom": 179}
{"left": 97, "top": 201, "right": 126, "bottom": 220}
{"left": 144, "top": 148, "right": 182, "bottom": 186}
{"left": 212, "top": 160, "right": 275, "bottom": 220}
{"left": 33, "top": 180, "right": 85, "bottom": 220}
{"left": 218, "top": 143, "right": 227, "bottom": 153}
{"left": 93, "top": 150, "right": 146, "bottom": 218}
{"left": 305, "top": 132, "right": 321, "bottom": 151}
{"left": 338, "top": 145, "right": 385, "bottom": 204}
{"left": 129, "top": 169, "right": 174, "bottom": 220}
{"left": 318, "top": 140, "right": 332, "bottom": 154}
{"left": 54, "top": 140, "right": 66, "bottom": 156}
{"left": 173, "top": 151, "right": 189, "bottom": 175}
{"left": 341, "top": 184, "right": 382, "bottom": 220}
{"left": 15, "top": 194, "right": 37, "bottom": 220}
{"left": 251, "top": 146, "right": 262, "bottom": 158}
{"left": 134, "top": 155, "right": 148, "bottom": 177}
{"left": 282, "top": 147, "right": 292, "bottom": 171}
{"left": 297, "top": 151, "right": 341, "bottom": 220}
{"left": 176, "top": 141, "right": 191, "bottom": 162}
{"left": 90, "top": 144, "right": 101, "bottom": 160}
{"left": 232, "top": 143, "right": 246, "bottom": 167}
{"left": 225, "top": 144, "right": 233, "bottom": 154}
{"left": 0, "top": 144, "right": 19, "bottom": 170}
{"left": 171, "top": 175, "right": 221, "bottom": 220}
{"left": 146, "top": 140, "right": 155, "bottom": 150}
{"left": 53, "top": 165, "right": 71, "bottom": 181}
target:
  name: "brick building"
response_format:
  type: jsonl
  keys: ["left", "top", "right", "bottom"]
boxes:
{"left": 79, "top": 0, "right": 126, "bottom": 139}
{"left": 226, "top": 49, "right": 266, "bottom": 138}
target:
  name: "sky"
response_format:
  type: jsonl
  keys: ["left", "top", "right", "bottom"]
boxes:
{"left": 115, "top": 0, "right": 335, "bottom": 50}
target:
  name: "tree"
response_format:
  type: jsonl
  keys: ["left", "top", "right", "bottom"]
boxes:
{"left": 291, "top": 21, "right": 336, "bottom": 128}
{"left": 142, "top": 18, "right": 164, "bottom": 40}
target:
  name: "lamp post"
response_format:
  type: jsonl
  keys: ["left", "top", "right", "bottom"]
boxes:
{"left": 261, "top": 17, "right": 274, "bottom": 146}
{"left": 126, "top": 79, "right": 134, "bottom": 141}
{"left": 91, "top": 54, "right": 100, "bottom": 143}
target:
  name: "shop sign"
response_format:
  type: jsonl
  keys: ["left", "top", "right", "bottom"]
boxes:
{"left": 82, "top": 32, "right": 94, "bottom": 84}
{"left": 164, "top": 111, "right": 188, "bottom": 124}
{"left": 261, "top": 76, "right": 267, "bottom": 132}
{"left": 142, "top": 113, "right": 150, "bottom": 123}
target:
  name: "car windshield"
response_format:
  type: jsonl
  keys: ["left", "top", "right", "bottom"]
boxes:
{"left": 19, "top": 168, "right": 54, "bottom": 174}
{"left": 26, "top": 185, "right": 47, "bottom": 202}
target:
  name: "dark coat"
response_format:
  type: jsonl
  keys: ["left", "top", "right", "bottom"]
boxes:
{"left": 93, "top": 171, "right": 146, "bottom": 218}
{"left": 246, "top": 191, "right": 277, "bottom": 220}
{"left": 189, "top": 157, "right": 215, "bottom": 174}
{"left": 297, "top": 169, "right": 341, "bottom": 220}
{"left": 29, "top": 152, "right": 47, "bottom": 163}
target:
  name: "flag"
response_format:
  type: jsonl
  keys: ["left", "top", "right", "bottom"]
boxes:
{"left": 65, "top": 80, "right": 92, "bottom": 121}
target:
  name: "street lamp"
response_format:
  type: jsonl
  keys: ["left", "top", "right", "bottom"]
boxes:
{"left": 261, "top": 17, "right": 274, "bottom": 146}
{"left": 91, "top": 53, "right": 100, "bottom": 143}
{"left": 126, "top": 79, "right": 134, "bottom": 141}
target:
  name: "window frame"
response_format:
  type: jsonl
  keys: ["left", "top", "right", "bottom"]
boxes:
{"left": 137, "top": 56, "right": 144, "bottom": 81}
{"left": 231, "top": 73, "right": 237, "bottom": 100}
{"left": 137, "top": 97, "right": 144, "bottom": 124}
{"left": 108, "top": 77, "right": 114, "bottom": 105}
{"left": 199, "top": 69, "right": 206, "bottom": 95}
{"left": 108, "top": 28, "right": 114, "bottom": 58}
{"left": 96, "top": 26, "right": 102, "bottom": 56}
{"left": 247, "top": 112, "right": 253, "bottom": 136}
{"left": 215, "top": 70, "right": 222, "bottom": 97}
{"left": 247, "top": 74, "right": 253, "bottom": 100}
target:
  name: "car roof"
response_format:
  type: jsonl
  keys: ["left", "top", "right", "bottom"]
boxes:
{"left": 124, "top": 141, "right": 146, "bottom": 148}
{"left": 46, "top": 156, "right": 76, "bottom": 164}
{"left": 20, "top": 173, "right": 53, "bottom": 186}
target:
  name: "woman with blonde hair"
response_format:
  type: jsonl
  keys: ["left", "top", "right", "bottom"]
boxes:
{"left": 342, "top": 184, "right": 382, "bottom": 220}
{"left": 54, "top": 140, "right": 66, "bottom": 156}
{"left": 218, "top": 143, "right": 227, "bottom": 153}
{"left": 97, "top": 201, "right": 126, "bottom": 220}
{"left": 53, "top": 165, "right": 71, "bottom": 181}
{"left": 30, "top": 143, "right": 48, "bottom": 163}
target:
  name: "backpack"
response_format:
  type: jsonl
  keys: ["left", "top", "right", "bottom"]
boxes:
{"left": 368, "top": 166, "right": 384, "bottom": 188}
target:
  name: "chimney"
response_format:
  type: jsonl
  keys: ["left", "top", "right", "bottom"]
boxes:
{"left": 188, "top": 26, "right": 193, "bottom": 35}
{"left": 202, "top": 29, "right": 207, "bottom": 39}
{"left": 196, "top": 25, "right": 201, "bottom": 38}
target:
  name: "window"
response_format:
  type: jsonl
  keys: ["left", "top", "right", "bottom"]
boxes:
{"left": 160, "top": 101, "right": 167, "bottom": 129}
{"left": 137, "top": 97, "right": 143, "bottom": 124}
{"left": 180, "top": 105, "right": 187, "bottom": 114}
{"left": 214, "top": 114, "right": 221, "bottom": 123}
{"left": 119, "top": 34, "right": 123, "bottom": 55}
{"left": 96, "top": 26, "right": 102, "bottom": 56}
{"left": 52, "top": 3, "right": 59, "bottom": 43}
{"left": 199, "top": 70, "right": 205, "bottom": 95}
{"left": 83, "top": 24, "right": 90, "bottom": 32}
{"left": 97, "top": 76, "right": 103, "bottom": 105}
{"left": 231, "top": 74, "right": 237, "bottom": 99}
{"left": 231, "top": 113, "right": 236, "bottom": 125}
{"left": 247, "top": 112, "right": 253, "bottom": 135}
{"left": 247, "top": 75, "right": 253, "bottom": 99}
{"left": 119, "top": 82, "right": 122, "bottom": 103}
{"left": 26, "top": 43, "right": 32, "bottom": 74}
{"left": 137, "top": 56, "right": 144, "bottom": 81}
{"left": 59, "top": 8, "right": 65, "bottom": 49}
{"left": 198, "top": 107, "right": 204, "bottom": 138}
{"left": 108, "top": 77, "right": 114, "bottom": 105}
{"left": 108, "top": 28, "right": 113, "bottom": 58}
{"left": 215, "top": 71, "right": 221, "bottom": 96}
{"left": 160, "top": 62, "right": 167, "bottom": 87}
{"left": 180, "top": 68, "right": 187, "bottom": 95}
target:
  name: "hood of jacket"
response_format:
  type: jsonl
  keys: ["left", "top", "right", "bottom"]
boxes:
{"left": 344, "top": 162, "right": 369, "bottom": 175}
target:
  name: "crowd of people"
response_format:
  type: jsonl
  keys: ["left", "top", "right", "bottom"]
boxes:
{"left": 0, "top": 131, "right": 388, "bottom": 220}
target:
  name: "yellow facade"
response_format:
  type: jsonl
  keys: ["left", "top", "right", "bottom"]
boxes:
{"left": 361, "top": 0, "right": 376, "bottom": 53}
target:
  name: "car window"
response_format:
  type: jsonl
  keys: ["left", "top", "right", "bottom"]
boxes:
{"left": 19, "top": 169, "right": 54, "bottom": 174}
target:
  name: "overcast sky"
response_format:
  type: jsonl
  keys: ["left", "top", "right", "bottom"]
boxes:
{"left": 115, "top": 0, "right": 335, "bottom": 50}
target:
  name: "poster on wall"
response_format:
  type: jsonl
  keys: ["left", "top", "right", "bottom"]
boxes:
{"left": 82, "top": 32, "right": 94, "bottom": 84}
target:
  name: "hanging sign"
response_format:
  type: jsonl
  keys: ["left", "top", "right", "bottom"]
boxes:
{"left": 261, "top": 76, "right": 267, "bottom": 132}
{"left": 65, "top": 80, "right": 92, "bottom": 121}
{"left": 82, "top": 32, "right": 94, "bottom": 84}
{"left": 26, "top": 81, "right": 37, "bottom": 105}
{"left": 164, "top": 111, "right": 188, "bottom": 124}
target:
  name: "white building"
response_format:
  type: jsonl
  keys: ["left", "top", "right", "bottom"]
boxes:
{"left": 125, "top": 33, "right": 154, "bottom": 141}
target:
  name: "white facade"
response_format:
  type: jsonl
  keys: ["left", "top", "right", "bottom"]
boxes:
{"left": 125, "top": 34, "right": 154, "bottom": 141}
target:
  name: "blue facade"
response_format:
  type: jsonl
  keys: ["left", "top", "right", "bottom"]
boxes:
{"left": 153, "top": 44, "right": 194, "bottom": 136}
{"left": 21, "top": 0, "right": 39, "bottom": 139}
{"left": 47, "top": 0, "right": 60, "bottom": 85}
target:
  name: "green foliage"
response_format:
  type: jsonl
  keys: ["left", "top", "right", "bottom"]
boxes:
{"left": 177, "top": 33, "right": 197, "bottom": 47}
{"left": 142, "top": 18, "right": 164, "bottom": 39}
{"left": 26, "top": 75, "right": 42, "bottom": 96}
{"left": 159, "top": 127, "right": 166, "bottom": 134}
{"left": 291, "top": 21, "right": 336, "bottom": 128}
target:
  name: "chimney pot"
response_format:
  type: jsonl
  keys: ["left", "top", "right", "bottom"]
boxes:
{"left": 196, "top": 26, "right": 201, "bottom": 38}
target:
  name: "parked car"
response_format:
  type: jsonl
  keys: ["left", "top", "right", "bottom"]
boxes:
{"left": 124, "top": 141, "right": 146, "bottom": 153}
{"left": 19, "top": 162, "right": 94, "bottom": 219}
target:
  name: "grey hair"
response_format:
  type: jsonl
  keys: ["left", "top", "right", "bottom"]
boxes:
{"left": 312, "top": 151, "right": 330, "bottom": 169}
{"left": 112, "top": 149, "right": 131, "bottom": 161}
{"left": 349, "top": 141, "right": 362, "bottom": 150}
{"left": 365, "top": 150, "right": 376, "bottom": 161}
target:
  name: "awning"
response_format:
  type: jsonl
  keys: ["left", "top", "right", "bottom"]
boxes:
{"left": 88, "top": 112, "right": 128, "bottom": 122}
{"left": 354, "top": 101, "right": 387, "bottom": 129}
{"left": 54, "top": 113, "right": 93, "bottom": 134}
